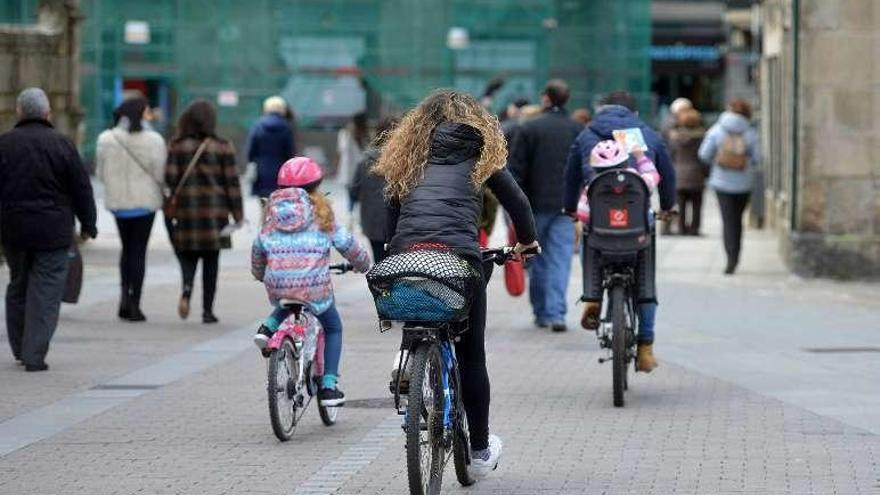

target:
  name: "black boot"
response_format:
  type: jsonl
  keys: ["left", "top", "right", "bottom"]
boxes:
{"left": 127, "top": 286, "right": 147, "bottom": 322}
{"left": 118, "top": 285, "right": 132, "bottom": 320}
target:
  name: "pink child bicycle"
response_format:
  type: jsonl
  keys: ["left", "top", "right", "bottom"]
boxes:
{"left": 264, "top": 263, "right": 353, "bottom": 441}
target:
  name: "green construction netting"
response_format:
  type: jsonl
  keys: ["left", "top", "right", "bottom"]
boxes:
{"left": 74, "top": 0, "right": 650, "bottom": 157}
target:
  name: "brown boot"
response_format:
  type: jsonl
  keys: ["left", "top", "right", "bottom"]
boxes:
{"left": 636, "top": 343, "right": 658, "bottom": 373}
{"left": 178, "top": 293, "right": 191, "bottom": 320}
{"left": 580, "top": 302, "right": 600, "bottom": 330}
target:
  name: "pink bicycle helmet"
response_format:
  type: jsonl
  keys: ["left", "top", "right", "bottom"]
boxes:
{"left": 589, "top": 140, "right": 629, "bottom": 169}
{"left": 277, "top": 156, "right": 323, "bottom": 190}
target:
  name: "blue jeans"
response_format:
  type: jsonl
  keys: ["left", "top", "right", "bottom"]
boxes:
{"left": 638, "top": 302, "right": 656, "bottom": 344}
{"left": 265, "top": 303, "right": 344, "bottom": 379}
{"left": 529, "top": 213, "right": 575, "bottom": 323}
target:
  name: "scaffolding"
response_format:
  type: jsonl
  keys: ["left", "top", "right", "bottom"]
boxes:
{"left": 71, "top": 0, "right": 651, "bottom": 155}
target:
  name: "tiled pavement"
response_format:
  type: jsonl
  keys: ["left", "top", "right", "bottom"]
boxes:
{"left": 0, "top": 188, "right": 878, "bottom": 494}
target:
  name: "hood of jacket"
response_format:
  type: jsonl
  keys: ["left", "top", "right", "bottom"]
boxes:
{"left": 266, "top": 187, "right": 313, "bottom": 233}
{"left": 428, "top": 122, "right": 482, "bottom": 165}
{"left": 588, "top": 105, "right": 643, "bottom": 139}
{"left": 257, "top": 112, "right": 292, "bottom": 135}
{"left": 717, "top": 111, "right": 751, "bottom": 134}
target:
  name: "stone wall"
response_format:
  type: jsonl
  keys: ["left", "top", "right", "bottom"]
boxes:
{"left": 792, "top": 0, "right": 880, "bottom": 278}
{"left": 763, "top": 0, "right": 880, "bottom": 279}
{"left": 0, "top": 0, "right": 81, "bottom": 139}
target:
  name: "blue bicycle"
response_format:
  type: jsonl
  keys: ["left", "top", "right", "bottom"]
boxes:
{"left": 370, "top": 247, "right": 523, "bottom": 495}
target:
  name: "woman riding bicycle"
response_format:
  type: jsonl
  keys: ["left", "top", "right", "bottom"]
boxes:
{"left": 374, "top": 90, "right": 539, "bottom": 477}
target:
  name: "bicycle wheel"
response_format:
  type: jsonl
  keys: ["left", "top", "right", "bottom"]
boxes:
{"left": 315, "top": 370, "right": 339, "bottom": 426}
{"left": 611, "top": 284, "right": 627, "bottom": 408}
{"left": 450, "top": 364, "right": 476, "bottom": 487}
{"left": 267, "top": 338, "right": 301, "bottom": 441}
{"left": 405, "top": 344, "right": 445, "bottom": 495}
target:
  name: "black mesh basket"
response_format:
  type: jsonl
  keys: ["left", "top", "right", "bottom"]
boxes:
{"left": 367, "top": 250, "right": 481, "bottom": 322}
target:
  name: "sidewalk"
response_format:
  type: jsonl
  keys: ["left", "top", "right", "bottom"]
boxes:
{"left": 0, "top": 185, "right": 877, "bottom": 494}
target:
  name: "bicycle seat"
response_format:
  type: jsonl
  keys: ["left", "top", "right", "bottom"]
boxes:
{"left": 278, "top": 299, "right": 306, "bottom": 313}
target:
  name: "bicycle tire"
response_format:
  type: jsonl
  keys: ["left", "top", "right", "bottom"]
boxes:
{"left": 316, "top": 371, "right": 339, "bottom": 426}
{"left": 268, "top": 338, "right": 300, "bottom": 441}
{"left": 450, "top": 362, "right": 475, "bottom": 487}
{"left": 405, "top": 344, "right": 445, "bottom": 495}
{"left": 611, "top": 284, "right": 627, "bottom": 408}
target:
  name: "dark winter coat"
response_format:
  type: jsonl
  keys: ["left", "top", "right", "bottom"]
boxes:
{"left": 564, "top": 105, "right": 677, "bottom": 212}
{"left": 166, "top": 137, "right": 244, "bottom": 252}
{"left": 0, "top": 119, "right": 97, "bottom": 250}
{"left": 508, "top": 107, "right": 583, "bottom": 213}
{"left": 349, "top": 148, "right": 386, "bottom": 241}
{"left": 246, "top": 113, "right": 295, "bottom": 198}
{"left": 387, "top": 122, "right": 536, "bottom": 258}
{"left": 668, "top": 126, "right": 707, "bottom": 191}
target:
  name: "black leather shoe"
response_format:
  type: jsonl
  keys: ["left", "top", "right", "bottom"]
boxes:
{"left": 202, "top": 312, "right": 219, "bottom": 324}
{"left": 25, "top": 362, "right": 49, "bottom": 372}
{"left": 127, "top": 308, "right": 147, "bottom": 322}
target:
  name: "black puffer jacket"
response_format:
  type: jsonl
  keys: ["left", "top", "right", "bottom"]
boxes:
{"left": 388, "top": 122, "right": 536, "bottom": 258}
{"left": 0, "top": 119, "right": 97, "bottom": 250}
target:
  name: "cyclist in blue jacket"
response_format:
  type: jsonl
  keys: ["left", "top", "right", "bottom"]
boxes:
{"left": 563, "top": 91, "right": 677, "bottom": 372}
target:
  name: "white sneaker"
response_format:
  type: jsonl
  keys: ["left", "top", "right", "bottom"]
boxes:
{"left": 253, "top": 326, "right": 272, "bottom": 350}
{"left": 468, "top": 434, "right": 502, "bottom": 479}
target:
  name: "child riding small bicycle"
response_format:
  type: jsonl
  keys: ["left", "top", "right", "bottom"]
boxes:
{"left": 251, "top": 157, "right": 371, "bottom": 406}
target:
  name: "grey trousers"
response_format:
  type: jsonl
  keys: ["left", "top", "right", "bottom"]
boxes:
{"left": 4, "top": 246, "right": 69, "bottom": 365}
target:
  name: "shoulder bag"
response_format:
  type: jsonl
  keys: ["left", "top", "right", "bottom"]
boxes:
{"left": 163, "top": 139, "right": 209, "bottom": 223}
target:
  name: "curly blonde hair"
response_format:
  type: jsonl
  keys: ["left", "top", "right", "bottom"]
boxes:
{"left": 373, "top": 89, "right": 507, "bottom": 200}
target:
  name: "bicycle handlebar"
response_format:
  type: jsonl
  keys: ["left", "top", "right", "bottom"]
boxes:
{"left": 481, "top": 246, "right": 541, "bottom": 265}
{"left": 329, "top": 263, "right": 354, "bottom": 274}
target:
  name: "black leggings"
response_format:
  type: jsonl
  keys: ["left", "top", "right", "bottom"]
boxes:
{"left": 716, "top": 191, "right": 750, "bottom": 269}
{"left": 179, "top": 250, "right": 219, "bottom": 314}
{"left": 677, "top": 189, "right": 704, "bottom": 235}
{"left": 456, "top": 260, "right": 494, "bottom": 451}
{"left": 115, "top": 214, "right": 156, "bottom": 307}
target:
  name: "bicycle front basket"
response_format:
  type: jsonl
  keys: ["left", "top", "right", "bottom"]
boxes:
{"left": 366, "top": 250, "right": 481, "bottom": 322}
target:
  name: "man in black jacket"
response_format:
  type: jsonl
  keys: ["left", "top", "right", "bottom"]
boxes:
{"left": 508, "top": 80, "right": 583, "bottom": 332}
{"left": 0, "top": 88, "right": 97, "bottom": 371}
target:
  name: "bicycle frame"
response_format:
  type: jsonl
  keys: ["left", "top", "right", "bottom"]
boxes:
{"left": 392, "top": 323, "right": 463, "bottom": 431}
{"left": 267, "top": 311, "right": 325, "bottom": 390}
{"left": 597, "top": 269, "right": 638, "bottom": 355}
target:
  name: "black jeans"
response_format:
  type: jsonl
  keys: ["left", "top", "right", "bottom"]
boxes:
{"left": 456, "top": 258, "right": 494, "bottom": 451}
{"left": 4, "top": 246, "right": 68, "bottom": 365}
{"left": 115, "top": 213, "right": 155, "bottom": 309}
{"left": 179, "top": 250, "right": 219, "bottom": 314}
{"left": 677, "top": 189, "right": 704, "bottom": 235}
{"left": 716, "top": 191, "right": 750, "bottom": 270}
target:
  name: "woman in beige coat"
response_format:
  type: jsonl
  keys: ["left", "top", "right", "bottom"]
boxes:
{"left": 96, "top": 96, "right": 167, "bottom": 321}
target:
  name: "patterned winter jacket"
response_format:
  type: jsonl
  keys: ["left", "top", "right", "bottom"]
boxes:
{"left": 251, "top": 187, "right": 371, "bottom": 315}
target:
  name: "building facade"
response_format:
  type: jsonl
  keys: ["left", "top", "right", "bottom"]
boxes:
{"left": 761, "top": 0, "right": 880, "bottom": 278}
{"left": 0, "top": 0, "right": 82, "bottom": 139}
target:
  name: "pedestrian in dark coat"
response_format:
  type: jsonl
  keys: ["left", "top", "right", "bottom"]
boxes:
{"left": 348, "top": 115, "right": 399, "bottom": 262}
{"left": 246, "top": 96, "right": 294, "bottom": 199}
{"left": 0, "top": 88, "right": 97, "bottom": 371}
{"left": 508, "top": 79, "right": 583, "bottom": 332}
{"left": 667, "top": 108, "right": 707, "bottom": 235}
{"left": 166, "top": 99, "right": 244, "bottom": 324}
